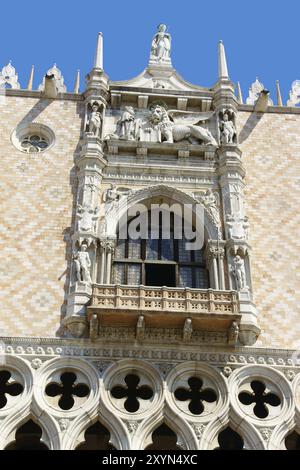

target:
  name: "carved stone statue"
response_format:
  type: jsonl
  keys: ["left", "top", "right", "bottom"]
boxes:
{"left": 116, "top": 107, "right": 137, "bottom": 140}
{"left": 73, "top": 243, "right": 92, "bottom": 284}
{"left": 87, "top": 102, "right": 102, "bottom": 137}
{"left": 76, "top": 203, "right": 99, "bottom": 232}
{"left": 103, "top": 184, "right": 119, "bottom": 203}
{"left": 226, "top": 214, "right": 249, "bottom": 240}
{"left": 228, "top": 321, "right": 239, "bottom": 344}
{"left": 147, "top": 105, "right": 218, "bottom": 145}
{"left": 136, "top": 315, "right": 145, "bottom": 341}
{"left": 183, "top": 318, "right": 193, "bottom": 342}
{"left": 219, "top": 110, "right": 236, "bottom": 144}
{"left": 150, "top": 24, "right": 171, "bottom": 63}
{"left": 231, "top": 255, "right": 248, "bottom": 291}
{"left": 200, "top": 189, "right": 221, "bottom": 227}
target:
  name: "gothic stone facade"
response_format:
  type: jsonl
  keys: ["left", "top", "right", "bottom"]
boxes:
{"left": 0, "top": 29, "right": 299, "bottom": 450}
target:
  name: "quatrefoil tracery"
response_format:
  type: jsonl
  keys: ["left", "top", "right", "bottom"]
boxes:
{"left": 238, "top": 380, "right": 281, "bottom": 419}
{"left": 0, "top": 370, "right": 24, "bottom": 409}
{"left": 111, "top": 374, "right": 153, "bottom": 413}
{"left": 45, "top": 371, "right": 90, "bottom": 410}
{"left": 174, "top": 377, "right": 217, "bottom": 415}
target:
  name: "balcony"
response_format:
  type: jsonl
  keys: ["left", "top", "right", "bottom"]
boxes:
{"left": 87, "top": 284, "right": 241, "bottom": 333}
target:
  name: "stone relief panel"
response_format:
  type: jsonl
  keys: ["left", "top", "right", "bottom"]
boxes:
{"left": 104, "top": 104, "right": 218, "bottom": 146}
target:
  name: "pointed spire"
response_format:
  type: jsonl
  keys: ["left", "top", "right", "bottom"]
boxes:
{"left": 94, "top": 32, "right": 103, "bottom": 69}
{"left": 218, "top": 40, "right": 229, "bottom": 80}
{"left": 276, "top": 80, "right": 283, "bottom": 106}
{"left": 27, "top": 65, "right": 34, "bottom": 90}
{"left": 74, "top": 69, "right": 80, "bottom": 93}
{"left": 237, "top": 81, "right": 243, "bottom": 104}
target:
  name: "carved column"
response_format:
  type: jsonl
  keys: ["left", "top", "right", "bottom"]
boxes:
{"left": 105, "top": 240, "right": 115, "bottom": 284}
{"left": 205, "top": 241, "right": 226, "bottom": 291}
{"left": 213, "top": 77, "right": 260, "bottom": 346}
{"left": 63, "top": 53, "right": 109, "bottom": 338}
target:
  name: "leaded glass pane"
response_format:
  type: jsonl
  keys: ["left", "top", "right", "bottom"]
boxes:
{"left": 194, "top": 267, "right": 209, "bottom": 288}
{"left": 161, "top": 238, "right": 174, "bottom": 261}
{"left": 146, "top": 238, "right": 159, "bottom": 260}
{"left": 179, "top": 266, "right": 193, "bottom": 288}
{"left": 113, "top": 263, "right": 126, "bottom": 284}
{"left": 194, "top": 248, "right": 205, "bottom": 263}
{"left": 127, "top": 238, "right": 141, "bottom": 259}
{"left": 115, "top": 239, "right": 126, "bottom": 258}
{"left": 178, "top": 238, "right": 191, "bottom": 262}
{"left": 127, "top": 264, "right": 141, "bottom": 285}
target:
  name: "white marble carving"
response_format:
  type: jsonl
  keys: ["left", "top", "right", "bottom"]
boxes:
{"left": 200, "top": 189, "right": 221, "bottom": 227}
{"left": 115, "top": 107, "right": 138, "bottom": 140}
{"left": 230, "top": 255, "right": 248, "bottom": 291}
{"left": 219, "top": 110, "right": 236, "bottom": 144}
{"left": 107, "top": 105, "right": 217, "bottom": 145}
{"left": 246, "top": 78, "right": 273, "bottom": 105}
{"left": 86, "top": 101, "right": 102, "bottom": 137}
{"left": 183, "top": 318, "right": 193, "bottom": 342}
{"left": 76, "top": 203, "right": 99, "bottom": 232}
{"left": 287, "top": 80, "right": 300, "bottom": 107}
{"left": 149, "top": 24, "right": 171, "bottom": 65}
{"left": 226, "top": 214, "right": 249, "bottom": 240}
{"left": 0, "top": 62, "right": 20, "bottom": 89}
{"left": 38, "top": 64, "right": 67, "bottom": 93}
{"left": 73, "top": 243, "right": 92, "bottom": 284}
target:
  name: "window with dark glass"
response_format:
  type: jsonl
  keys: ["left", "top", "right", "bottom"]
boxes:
{"left": 113, "top": 211, "right": 209, "bottom": 288}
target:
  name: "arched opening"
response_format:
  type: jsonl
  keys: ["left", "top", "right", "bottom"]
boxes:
{"left": 5, "top": 420, "right": 49, "bottom": 450}
{"left": 214, "top": 427, "right": 244, "bottom": 450}
{"left": 285, "top": 431, "right": 300, "bottom": 450}
{"left": 76, "top": 421, "right": 115, "bottom": 450}
{"left": 113, "top": 209, "right": 209, "bottom": 288}
{"left": 146, "top": 423, "right": 181, "bottom": 450}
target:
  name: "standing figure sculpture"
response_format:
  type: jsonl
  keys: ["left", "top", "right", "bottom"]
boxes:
{"left": 150, "top": 24, "right": 171, "bottom": 63}
{"left": 117, "top": 107, "right": 137, "bottom": 140}
{"left": 87, "top": 102, "right": 102, "bottom": 138}
{"left": 200, "top": 189, "right": 221, "bottom": 227}
{"left": 231, "top": 255, "right": 247, "bottom": 291}
{"left": 219, "top": 111, "right": 236, "bottom": 144}
{"left": 74, "top": 243, "right": 92, "bottom": 284}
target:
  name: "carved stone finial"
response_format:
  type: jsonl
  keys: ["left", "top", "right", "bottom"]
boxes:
{"left": 237, "top": 82, "right": 243, "bottom": 104}
{"left": 218, "top": 40, "right": 229, "bottom": 80}
{"left": 276, "top": 80, "right": 283, "bottom": 107}
{"left": 27, "top": 65, "right": 34, "bottom": 91}
{"left": 287, "top": 80, "right": 300, "bottom": 107}
{"left": 38, "top": 64, "right": 67, "bottom": 93}
{"left": 94, "top": 32, "right": 103, "bottom": 69}
{"left": 0, "top": 62, "right": 20, "bottom": 89}
{"left": 74, "top": 69, "right": 80, "bottom": 94}
{"left": 246, "top": 78, "right": 273, "bottom": 106}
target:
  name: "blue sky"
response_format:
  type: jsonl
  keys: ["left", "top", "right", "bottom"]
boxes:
{"left": 1, "top": 0, "right": 299, "bottom": 103}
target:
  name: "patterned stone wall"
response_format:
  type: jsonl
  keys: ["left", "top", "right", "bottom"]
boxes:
{"left": 237, "top": 111, "right": 300, "bottom": 349}
{"left": 0, "top": 95, "right": 84, "bottom": 337}
{"left": 0, "top": 94, "right": 299, "bottom": 350}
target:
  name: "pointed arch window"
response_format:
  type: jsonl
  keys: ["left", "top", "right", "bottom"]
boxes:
{"left": 113, "top": 211, "right": 209, "bottom": 289}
